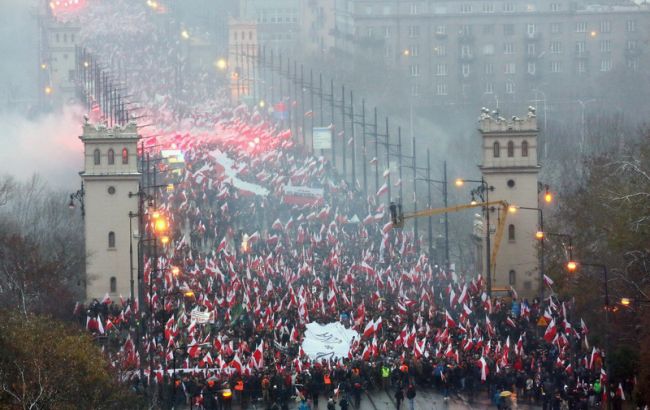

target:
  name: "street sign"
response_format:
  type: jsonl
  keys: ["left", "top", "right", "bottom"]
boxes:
{"left": 313, "top": 127, "right": 332, "bottom": 150}
{"left": 537, "top": 316, "right": 548, "bottom": 327}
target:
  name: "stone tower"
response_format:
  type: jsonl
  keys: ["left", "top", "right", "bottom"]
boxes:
{"left": 478, "top": 108, "right": 540, "bottom": 298}
{"left": 79, "top": 121, "right": 140, "bottom": 301}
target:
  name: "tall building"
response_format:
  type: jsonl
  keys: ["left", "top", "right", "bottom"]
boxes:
{"left": 239, "top": 0, "right": 300, "bottom": 54}
{"left": 477, "top": 109, "right": 540, "bottom": 297}
{"left": 80, "top": 121, "right": 140, "bottom": 301}
{"left": 228, "top": 17, "right": 259, "bottom": 105}
{"left": 299, "top": 0, "right": 650, "bottom": 107}
{"left": 40, "top": 15, "right": 80, "bottom": 107}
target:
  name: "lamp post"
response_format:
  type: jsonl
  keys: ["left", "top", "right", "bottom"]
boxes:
{"left": 68, "top": 182, "right": 85, "bottom": 218}
{"left": 415, "top": 160, "right": 450, "bottom": 268}
{"left": 455, "top": 177, "right": 495, "bottom": 297}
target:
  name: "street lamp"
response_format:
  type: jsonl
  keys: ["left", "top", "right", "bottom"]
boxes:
{"left": 68, "top": 182, "right": 85, "bottom": 218}
{"left": 456, "top": 177, "right": 495, "bottom": 297}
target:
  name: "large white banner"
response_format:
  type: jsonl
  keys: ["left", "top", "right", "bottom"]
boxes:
{"left": 301, "top": 322, "right": 359, "bottom": 361}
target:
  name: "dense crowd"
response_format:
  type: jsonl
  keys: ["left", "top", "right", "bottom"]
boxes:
{"left": 68, "top": 2, "right": 635, "bottom": 409}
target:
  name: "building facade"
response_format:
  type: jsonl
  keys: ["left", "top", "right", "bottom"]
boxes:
{"left": 477, "top": 109, "right": 541, "bottom": 297}
{"left": 228, "top": 17, "right": 259, "bottom": 105}
{"left": 300, "top": 0, "right": 650, "bottom": 106}
{"left": 239, "top": 0, "right": 300, "bottom": 54}
{"left": 80, "top": 121, "right": 140, "bottom": 301}
{"left": 40, "top": 16, "right": 80, "bottom": 107}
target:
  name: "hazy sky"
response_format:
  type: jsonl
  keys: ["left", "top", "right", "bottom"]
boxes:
{"left": 0, "top": 0, "right": 84, "bottom": 190}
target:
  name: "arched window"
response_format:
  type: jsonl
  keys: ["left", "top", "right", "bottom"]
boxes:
{"left": 493, "top": 141, "right": 501, "bottom": 158}
{"left": 122, "top": 148, "right": 129, "bottom": 164}
{"left": 508, "top": 224, "right": 516, "bottom": 241}
{"left": 110, "top": 277, "right": 117, "bottom": 293}
{"left": 509, "top": 270, "right": 516, "bottom": 285}
{"left": 107, "top": 149, "right": 115, "bottom": 165}
{"left": 108, "top": 231, "right": 116, "bottom": 248}
{"left": 507, "top": 141, "right": 514, "bottom": 157}
{"left": 521, "top": 140, "right": 529, "bottom": 157}
{"left": 93, "top": 149, "right": 101, "bottom": 165}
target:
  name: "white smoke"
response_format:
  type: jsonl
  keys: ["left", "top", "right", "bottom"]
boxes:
{"left": 0, "top": 105, "right": 85, "bottom": 190}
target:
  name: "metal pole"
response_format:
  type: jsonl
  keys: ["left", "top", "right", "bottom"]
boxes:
{"left": 310, "top": 69, "right": 314, "bottom": 153}
{"left": 412, "top": 138, "right": 418, "bottom": 251}
{"left": 330, "top": 79, "right": 335, "bottom": 165}
{"left": 603, "top": 265, "right": 611, "bottom": 376}
{"left": 129, "top": 215, "right": 134, "bottom": 302}
{"left": 385, "top": 117, "right": 391, "bottom": 200}
{"left": 362, "top": 99, "right": 367, "bottom": 195}
{"left": 484, "top": 177, "right": 492, "bottom": 298}
{"left": 341, "top": 85, "right": 346, "bottom": 181}
{"left": 350, "top": 90, "right": 356, "bottom": 189}
{"left": 398, "top": 127, "right": 403, "bottom": 201}
{"left": 427, "top": 150, "right": 433, "bottom": 259}
{"left": 300, "top": 64, "right": 305, "bottom": 147}
{"left": 539, "top": 209, "right": 546, "bottom": 304}
{"left": 270, "top": 50, "right": 275, "bottom": 106}
{"left": 319, "top": 73, "right": 324, "bottom": 157}
{"left": 374, "top": 107, "right": 379, "bottom": 194}
{"left": 443, "top": 161, "right": 450, "bottom": 269}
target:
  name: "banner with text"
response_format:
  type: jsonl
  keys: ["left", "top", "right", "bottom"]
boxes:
{"left": 301, "top": 322, "right": 359, "bottom": 361}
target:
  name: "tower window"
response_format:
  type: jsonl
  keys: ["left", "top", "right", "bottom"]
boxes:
{"left": 507, "top": 179, "right": 515, "bottom": 188}
{"left": 122, "top": 148, "right": 129, "bottom": 164}
{"left": 108, "top": 231, "right": 116, "bottom": 248}
{"left": 93, "top": 149, "right": 101, "bottom": 165}
{"left": 509, "top": 270, "right": 516, "bottom": 285}
{"left": 522, "top": 141, "right": 529, "bottom": 157}
{"left": 508, "top": 224, "right": 516, "bottom": 241}
{"left": 507, "top": 141, "right": 514, "bottom": 157}
{"left": 108, "top": 149, "right": 115, "bottom": 165}
{"left": 110, "top": 277, "right": 117, "bottom": 293}
{"left": 493, "top": 141, "right": 501, "bottom": 158}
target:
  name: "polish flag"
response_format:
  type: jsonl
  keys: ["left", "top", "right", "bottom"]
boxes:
{"left": 543, "top": 318, "right": 557, "bottom": 343}
{"left": 363, "top": 319, "right": 375, "bottom": 338}
{"left": 478, "top": 356, "right": 489, "bottom": 382}
{"left": 376, "top": 183, "right": 388, "bottom": 197}
{"left": 445, "top": 310, "right": 456, "bottom": 328}
{"left": 543, "top": 274, "right": 554, "bottom": 287}
{"left": 216, "top": 237, "right": 227, "bottom": 253}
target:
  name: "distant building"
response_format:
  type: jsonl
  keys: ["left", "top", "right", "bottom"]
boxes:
{"left": 79, "top": 122, "right": 140, "bottom": 301}
{"left": 228, "top": 17, "right": 259, "bottom": 105}
{"left": 475, "top": 108, "right": 541, "bottom": 298}
{"left": 298, "top": 0, "right": 650, "bottom": 106}
{"left": 239, "top": 0, "right": 300, "bottom": 54}
{"left": 40, "top": 15, "right": 80, "bottom": 107}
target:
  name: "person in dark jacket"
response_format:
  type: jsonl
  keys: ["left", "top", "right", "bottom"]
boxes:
{"left": 406, "top": 384, "right": 416, "bottom": 410}
{"left": 394, "top": 388, "right": 404, "bottom": 409}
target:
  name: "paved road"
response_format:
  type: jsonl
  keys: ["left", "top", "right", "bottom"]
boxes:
{"left": 190, "top": 389, "right": 542, "bottom": 410}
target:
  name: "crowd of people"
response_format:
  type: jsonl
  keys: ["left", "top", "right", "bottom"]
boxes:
{"left": 66, "top": 2, "right": 635, "bottom": 409}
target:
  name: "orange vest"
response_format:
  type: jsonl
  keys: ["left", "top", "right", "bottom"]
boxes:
{"left": 235, "top": 380, "right": 244, "bottom": 391}
{"left": 324, "top": 375, "right": 331, "bottom": 385}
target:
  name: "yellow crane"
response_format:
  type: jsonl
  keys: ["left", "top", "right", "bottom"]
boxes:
{"left": 389, "top": 200, "right": 511, "bottom": 274}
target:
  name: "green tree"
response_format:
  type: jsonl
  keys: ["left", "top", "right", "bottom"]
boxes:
{"left": 0, "top": 310, "right": 141, "bottom": 409}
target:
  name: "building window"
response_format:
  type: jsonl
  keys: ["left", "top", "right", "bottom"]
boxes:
{"left": 627, "top": 40, "right": 638, "bottom": 50}
{"left": 108, "top": 231, "right": 116, "bottom": 248}
{"left": 436, "top": 83, "right": 448, "bottom": 95}
{"left": 600, "top": 59, "right": 612, "bottom": 72}
{"left": 408, "top": 25, "right": 420, "bottom": 38}
{"left": 504, "top": 42, "right": 514, "bottom": 54}
{"left": 409, "top": 45, "right": 419, "bottom": 57}
{"left": 505, "top": 81, "right": 515, "bottom": 94}
{"left": 483, "top": 3, "right": 495, "bottom": 13}
{"left": 550, "top": 22, "right": 562, "bottom": 34}
{"left": 626, "top": 20, "right": 636, "bottom": 33}
{"left": 94, "top": 149, "right": 101, "bottom": 165}
{"left": 460, "top": 4, "right": 472, "bottom": 13}
{"left": 483, "top": 44, "right": 495, "bottom": 55}
{"left": 507, "top": 141, "right": 514, "bottom": 157}
{"left": 550, "top": 41, "right": 562, "bottom": 54}
{"left": 509, "top": 270, "right": 516, "bottom": 285}
{"left": 505, "top": 62, "right": 516, "bottom": 74}
{"left": 484, "top": 63, "right": 494, "bottom": 75}
{"left": 461, "top": 45, "right": 473, "bottom": 57}
{"left": 627, "top": 58, "right": 639, "bottom": 72}
{"left": 576, "top": 22, "right": 587, "bottom": 33}
{"left": 110, "top": 277, "right": 117, "bottom": 293}
{"left": 410, "top": 83, "right": 419, "bottom": 96}
{"left": 503, "top": 3, "right": 514, "bottom": 12}
{"left": 527, "top": 62, "right": 536, "bottom": 75}
{"left": 435, "top": 25, "right": 446, "bottom": 35}
{"left": 576, "top": 60, "right": 586, "bottom": 74}
{"left": 410, "top": 3, "right": 418, "bottom": 14}
{"left": 550, "top": 3, "right": 561, "bottom": 11}
{"left": 384, "top": 26, "right": 392, "bottom": 38}
{"left": 527, "top": 24, "right": 536, "bottom": 37}
{"left": 434, "top": 45, "right": 446, "bottom": 56}
{"left": 107, "top": 149, "right": 115, "bottom": 165}
{"left": 122, "top": 148, "right": 129, "bottom": 164}
{"left": 462, "top": 64, "right": 471, "bottom": 77}
{"left": 484, "top": 82, "right": 494, "bottom": 94}
{"left": 551, "top": 61, "right": 562, "bottom": 73}
{"left": 522, "top": 141, "right": 529, "bottom": 156}
{"left": 493, "top": 141, "right": 501, "bottom": 157}
{"left": 600, "top": 40, "right": 611, "bottom": 53}
{"left": 526, "top": 43, "right": 537, "bottom": 56}
{"left": 508, "top": 224, "right": 516, "bottom": 240}
{"left": 409, "top": 64, "right": 420, "bottom": 77}
{"left": 575, "top": 41, "right": 586, "bottom": 55}
{"left": 600, "top": 20, "right": 611, "bottom": 33}
{"left": 483, "top": 24, "right": 495, "bottom": 34}
{"left": 436, "top": 63, "right": 448, "bottom": 76}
